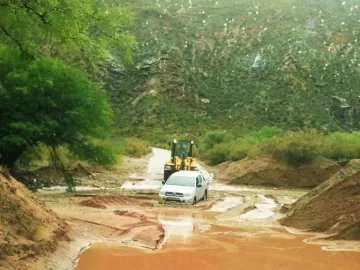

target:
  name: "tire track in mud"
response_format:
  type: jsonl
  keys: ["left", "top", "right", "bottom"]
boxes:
{"left": 65, "top": 218, "right": 130, "bottom": 234}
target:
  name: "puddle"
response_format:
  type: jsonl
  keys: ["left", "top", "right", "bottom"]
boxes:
{"left": 76, "top": 230, "right": 360, "bottom": 270}
{"left": 209, "top": 183, "right": 266, "bottom": 192}
{"left": 240, "top": 195, "right": 277, "bottom": 220}
{"left": 208, "top": 197, "right": 243, "bottom": 212}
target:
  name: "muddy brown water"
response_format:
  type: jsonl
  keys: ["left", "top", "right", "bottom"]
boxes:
{"left": 76, "top": 213, "right": 360, "bottom": 270}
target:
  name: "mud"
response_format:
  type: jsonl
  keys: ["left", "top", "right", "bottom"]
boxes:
{"left": 40, "top": 148, "right": 360, "bottom": 270}
{"left": 77, "top": 222, "right": 360, "bottom": 270}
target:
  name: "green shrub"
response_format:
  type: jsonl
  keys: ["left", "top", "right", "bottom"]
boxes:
{"left": 263, "top": 130, "right": 323, "bottom": 166}
{"left": 202, "top": 130, "right": 233, "bottom": 149}
{"left": 124, "top": 138, "right": 150, "bottom": 158}
{"left": 236, "top": 126, "right": 284, "bottom": 145}
{"left": 321, "top": 132, "right": 360, "bottom": 161}
{"left": 202, "top": 143, "right": 232, "bottom": 165}
{"left": 199, "top": 126, "right": 282, "bottom": 164}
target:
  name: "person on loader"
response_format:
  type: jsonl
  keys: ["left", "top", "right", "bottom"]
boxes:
{"left": 177, "top": 144, "right": 188, "bottom": 157}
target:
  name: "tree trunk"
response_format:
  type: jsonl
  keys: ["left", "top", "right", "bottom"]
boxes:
{"left": 0, "top": 147, "right": 26, "bottom": 173}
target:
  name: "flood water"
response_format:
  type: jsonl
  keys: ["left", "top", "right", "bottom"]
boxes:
{"left": 76, "top": 214, "right": 360, "bottom": 270}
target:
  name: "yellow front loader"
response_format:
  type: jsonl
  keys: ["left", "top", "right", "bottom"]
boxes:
{"left": 163, "top": 139, "right": 198, "bottom": 182}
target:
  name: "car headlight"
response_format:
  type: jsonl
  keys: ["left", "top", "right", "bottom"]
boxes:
{"left": 184, "top": 193, "right": 191, "bottom": 197}
{"left": 159, "top": 190, "right": 166, "bottom": 195}
{"left": 164, "top": 165, "right": 173, "bottom": 170}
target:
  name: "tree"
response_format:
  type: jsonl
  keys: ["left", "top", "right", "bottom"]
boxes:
{"left": 0, "top": 0, "right": 136, "bottom": 63}
{"left": 0, "top": 45, "right": 115, "bottom": 170}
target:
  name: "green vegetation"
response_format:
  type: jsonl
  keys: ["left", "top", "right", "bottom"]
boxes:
{"left": 123, "top": 138, "right": 151, "bottom": 158}
{"left": 0, "top": 46, "right": 115, "bottom": 170}
{"left": 0, "top": 0, "right": 136, "bottom": 182}
{"left": 199, "top": 128, "right": 360, "bottom": 166}
{"left": 109, "top": 0, "right": 360, "bottom": 132}
{"left": 3, "top": 0, "right": 360, "bottom": 180}
{"left": 0, "top": 0, "right": 136, "bottom": 62}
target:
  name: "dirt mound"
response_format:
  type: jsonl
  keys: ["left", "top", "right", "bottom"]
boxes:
{"left": 79, "top": 200, "right": 106, "bottom": 209}
{"left": 114, "top": 210, "right": 148, "bottom": 221}
{"left": 0, "top": 172, "right": 67, "bottom": 269}
{"left": 280, "top": 159, "right": 360, "bottom": 240}
{"left": 79, "top": 195, "right": 144, "bottom": 209}
{"left": 216, "top": 155, "right": 341, "bottom": 188}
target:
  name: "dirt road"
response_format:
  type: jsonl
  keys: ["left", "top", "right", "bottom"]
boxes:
{"left": 42, "top": 148, "right": 360, "bottom": 270}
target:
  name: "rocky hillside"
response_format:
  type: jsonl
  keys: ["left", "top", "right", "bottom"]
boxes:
{"left": 105, "top": 0, "right": 360, "bottom": 132}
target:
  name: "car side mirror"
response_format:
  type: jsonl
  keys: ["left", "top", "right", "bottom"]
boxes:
{"left": 162, "top": 180, "right": 166, "bottom": 184}
{"left": 196, "top": 184, "right": 202, "bottom": 188}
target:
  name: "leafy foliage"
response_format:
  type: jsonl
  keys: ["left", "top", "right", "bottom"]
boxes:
{"left": 123, "top": 138, "right": 150, "bottom": 158}
{"left": 200, "top": 127, "right": 282, "bottom": 165}
{"left": 0, "top": 46, "right": 114, "bottom": 169}
{"left": 263, "top": 130, "right": 323, "bottom": 166}
{"left": 0, "top": 0, "right": 136, "bottom": 62}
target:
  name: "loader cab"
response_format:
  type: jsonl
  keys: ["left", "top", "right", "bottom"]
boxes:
{"left": 172, "top": 140, "right": 194, "bottom": 159}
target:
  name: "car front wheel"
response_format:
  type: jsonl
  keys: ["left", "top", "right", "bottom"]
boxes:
{"left": 192, "top": 196, "right": 197, "bottom": 205}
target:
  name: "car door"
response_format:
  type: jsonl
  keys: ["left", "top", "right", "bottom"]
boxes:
{"left": 195, "top": 175, "right": 203, "bottom": 200}
{"left": 200, "top": 174, "right": 207, "bottom": 197}
{"left": 195, "top": 175, "right": 205, "bottom": 199}
{"left": 200, "top": 174, "right": 208, "bottom": 190}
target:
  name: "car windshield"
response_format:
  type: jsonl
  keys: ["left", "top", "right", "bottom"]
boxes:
{"left": 166, "top": 176, "right": 195, "bottom": 187}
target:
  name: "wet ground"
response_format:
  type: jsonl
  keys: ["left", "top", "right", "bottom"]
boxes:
{"left": 76, "top": 207, "right": 360, "bottom": 270}
{"left": 42, "top": 148, "right": 360, "bottom": 270}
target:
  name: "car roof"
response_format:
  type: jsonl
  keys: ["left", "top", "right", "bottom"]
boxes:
{"left": 172, "top": 170, "right": 201, "bottom": 177}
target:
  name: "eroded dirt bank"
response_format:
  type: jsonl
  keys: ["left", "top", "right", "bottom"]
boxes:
{"left": 281, "top": 159, "right": 360, "bottom": 240}
{"left": 0, "top": 173, "right": 68, "bottom": 270}
{"left": 214, "top": 156, "right": 341, "bottom": 188}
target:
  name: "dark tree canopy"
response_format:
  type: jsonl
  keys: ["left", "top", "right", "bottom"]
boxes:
{"left": 0, "top": 46, "right": 115, "bottom": 169}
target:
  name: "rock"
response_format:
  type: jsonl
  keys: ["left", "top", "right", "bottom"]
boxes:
{"left": 201, "top": 98, "right": 210, "bottom": 104}
{"left": 216, "top": 155, "right": 341, "bottom": 188}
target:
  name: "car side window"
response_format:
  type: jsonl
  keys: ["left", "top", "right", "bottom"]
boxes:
{"left": 200, "top": 174, "right": 206, "bottom": 182}
{"left": 197, "top": 176, "right": 202, "bottom": 186}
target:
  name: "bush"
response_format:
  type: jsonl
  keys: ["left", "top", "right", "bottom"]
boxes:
{"left": 202, "top": 143, "right": 232, "bottom": 165}
{"left": 124, "top": 138, "right": 150, "bottom": 158}
{"left": 199, "top": 127, "right": 282, "bottom": 164}
{"left": 202, "top": 130, "right": 233, "bottom": 149}
{"left": 236, "top": 126, "right": 283, "bottom": 145}
{"left": 262, "top": 130, "right": 323, "bottom": 166}
{"left": 321, "top": 132, "right": 360, "bottom": 161}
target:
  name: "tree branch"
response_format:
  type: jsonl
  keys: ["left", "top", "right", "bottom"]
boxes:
{"left": 20, "top": 0, "right": 52, "bottom": 25}
{"left": 0, "top": 24, "right": 27, "bottom": 54}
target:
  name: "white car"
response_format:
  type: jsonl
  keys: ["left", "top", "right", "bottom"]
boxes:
{"left": 159, "top": 170, "right": 209, "bottom": 204}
